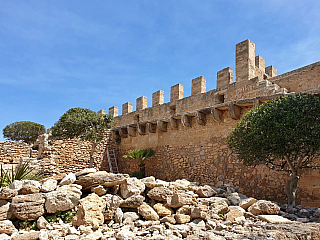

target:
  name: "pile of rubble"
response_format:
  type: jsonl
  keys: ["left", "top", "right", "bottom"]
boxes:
{"left": 0, "top": 169, "right": 320, "bottom": 240}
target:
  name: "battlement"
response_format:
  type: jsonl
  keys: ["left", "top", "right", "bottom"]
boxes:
{"left": 104, "top": 39, "right": 320, "bottom": 138}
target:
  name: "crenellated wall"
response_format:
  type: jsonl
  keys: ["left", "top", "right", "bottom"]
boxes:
{"left": 109, "top": 39, "right": 320, "bottom": 207}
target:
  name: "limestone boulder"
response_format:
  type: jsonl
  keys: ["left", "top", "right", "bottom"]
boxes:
{"left": 138, "top": 203, "right": 160, "bottom": 221}
{"left": 209, "top": 198, "right": 229, "bottom": 215}
{"left": 22, "top": 180, "right": 41, "bottom": 189}
{"left": 258, "top": 215, "right": 293, "bottom": 224}
{"left": 196, "top": 185, "right": 216, "bottom": 198}
{"left": 153, "top": 203, "right": 174, "bottom": 217}
{"left": 102, "top": 194, "right": 122, "bottom": 211}
{"left": 191, "top": 205, "right": 210, "bottom": 220}
{"left": 11, "top": 193, "right": 45, "bottom": 221}
{"left": 8, "top": 180, "right": 23, "bottom": 191}
{"left": 120, "top": 194, "right": 144, "bottom": 208}
{"left": 120, "top": 177, "right": 145, "bottom": 199}
{"left": 167, "top": 192, "right": 194, "bottom": 208}
{"left": 0, "top": 188, "right": 17, "bottom": 200}
{"left": 74, "top": 168, "right": 97, "bottom": 177}
{"left": 59, "top": 172, "right": 76, "bottom": 186}
{"left": 75, "top": 171, "right": 129, "bottom": 191}
{"left": 18, "top": 185, "right": 39, "bottom": 195}
{"left": 0, "top": 200, "right": 15, "bottom": 221}
{"left": 147, "top": 186, "right": 173, "bottom": 202}
{"left": 123, "top": 212, "right": 140, "bottom": 222}
{"left": 0, "top": 220, "right": 17, "bottom": 235}
{"left": 170, "top": 179, "right": 191, "bottom": 191}
{"left": 248, "top": 200, "right": 280, "bottom": 215}
{"left": 72, "top": 193, "right": 106, "bottom": 228}
{"left": 40, "top": 179, "right": 57, "bottom": 193}
{"left": 45, "top": 184, "right": 82, "bottom": 213}
{"left": 226, "top": 206, "right": 245, "bottom": 221}
{"left": 12, "top": 231, "right": 40, "bottom": 240}
{"left": 141, "top": 176, "right": 156, "bottom": 188}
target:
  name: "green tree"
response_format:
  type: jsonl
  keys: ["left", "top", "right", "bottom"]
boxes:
{"left": 51, "top": 108, "right": 114, "bottom": 168}
{"left": 123, "top": 149, "right": 155, "bottom": 177}
{"left": 3, "top": 121, "right": 46, "bottom": 144}
{"left": 227, "top": 94, "right": 320, "bottom": 208}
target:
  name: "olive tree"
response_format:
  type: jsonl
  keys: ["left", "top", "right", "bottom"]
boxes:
{"left": 51, "top": 108, "right": 114, "bottom": 168}
{"left": 227, "top": 94, "right": 320, "bottom": 208}
{"left": 3, "top": 121, "right": 46, "bottom": 144}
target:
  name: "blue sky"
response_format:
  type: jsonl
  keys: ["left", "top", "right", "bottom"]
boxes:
{"left": 1, "top": 0, "right": 320, "bottom": 141}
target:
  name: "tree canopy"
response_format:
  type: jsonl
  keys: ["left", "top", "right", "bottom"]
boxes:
{"left": 51, "top": 107, "right": 114, "bottom": 167}
{"left": 3, "top": 121, "right": 46, "bottom": 144}
{"left": 227, "top": 94, "right": 320, "bottom": 207}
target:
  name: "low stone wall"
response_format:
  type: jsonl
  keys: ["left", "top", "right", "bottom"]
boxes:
{"left": 0, "top": 141, "right": 38, "bottom": 164}
{"left": 38, "top": 134, "right": 118, "bottom": 175}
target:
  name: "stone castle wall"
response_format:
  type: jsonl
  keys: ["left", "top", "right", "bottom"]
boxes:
{"left": 109, "top": 39, "right": 320, "bottom": 207}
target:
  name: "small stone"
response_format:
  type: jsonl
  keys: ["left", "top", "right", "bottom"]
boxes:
{"left": 0, "top": 220, "right": 17, "bottom": 235}
{"left": 115, "top": 208, "right": 123, "bottom": 224}
{"left": 160, "top": 216, "right": 176, "bottom": 224}
{"left": 175, "top": 214, "right": 191, "bottom": 224}
{"left": 123, "top": 212, "right": 140, "bottom": 222}
{"left": 153, "top": 203, "right": 174, "bottom": 217}
{"left": 37, "top": 216, "right": 49, "bottom": 230}
{"left": 91, "top": 185, "right": 107, "bottom": 196}
{"left": 240, "top": 197, "right": 257, "bottom": 210}
{"left": 138, "top": 203, "right": 160, "bottom": 221}
{"left": 116, "top": 229, "right": 135, "bottom": 240}
{"left": 196, "top": 185, "right": 216, "bottom": 198}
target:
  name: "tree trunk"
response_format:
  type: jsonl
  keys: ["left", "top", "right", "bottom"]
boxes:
{"left": 285, "top": 172, "right": 299, "bottom": 209}
{"left": 139, "top": 163, "right": 145, "bottom": 178}
{"left": 89, "top": 141, "right": 97, "bottom": 168}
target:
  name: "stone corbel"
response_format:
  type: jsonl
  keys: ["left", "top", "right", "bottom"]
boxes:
{"left": 181, "top": 114, "right": 192, "bottom": 127}
{"left": 137, "top": 123, "right": 147, "bottom": 135}
{"left": 211, "top": 108, "right": 223, "bottom": 122}
{"left": 111, "top": 130, "right": 118, "bottom": 140}
{"left": 127, "top": 126, "right": 137, "bottom": 137}
{"left": 147, "top": 123, "right": 157, "bottom": 133}
{"left": 168, "top": 117, "right": 178, "bottom": 129}
{"left": 253, "top": 99, "right": 260, "bottom": 109}
{"left": 119, "top": 127, "right": 128, "bottom": 138}
{"left": 228, "top": 103, "right": 241, "bottom": 120}
{"left": 195, "top": 111, "right": 206, "bottom": 125}
{"left": 157, "top": 120, "right": 167, "bottom": 132}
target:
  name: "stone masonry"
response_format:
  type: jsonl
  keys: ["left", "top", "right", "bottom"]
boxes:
{"left": 109, "top": 39, "right": 320, "bottom": 207}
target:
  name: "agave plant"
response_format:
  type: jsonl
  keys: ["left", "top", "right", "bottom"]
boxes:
{"left": 0, "top": 160, "right": 44, "bottom": 187}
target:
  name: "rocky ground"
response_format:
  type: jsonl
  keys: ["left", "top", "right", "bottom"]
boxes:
{"left": 0, "top": 169, "right": 320, "bottom": 240}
